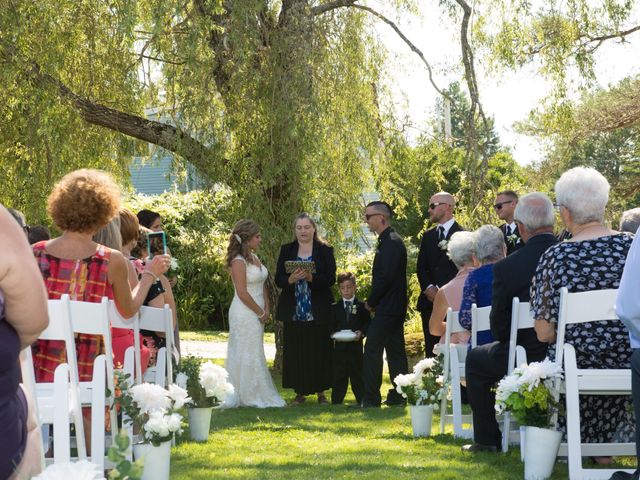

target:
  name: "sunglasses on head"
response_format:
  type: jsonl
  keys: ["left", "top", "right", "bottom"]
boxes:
{"left": 493, "top": 200, "right": 514, "bottom": 210}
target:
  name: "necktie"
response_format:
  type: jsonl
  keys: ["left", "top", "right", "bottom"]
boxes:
{"left": 345, "top": 300, "right": 352, "bottom": 313}
{"left": 437, "top": 226, "right": 445, "bottom": 241}
{"left": 506, "top": 225, "right": 512, "bottom": 236}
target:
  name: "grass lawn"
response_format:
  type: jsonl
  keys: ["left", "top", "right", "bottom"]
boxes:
{"left": 169, "top": 368, "right": 634, "bottom": 480}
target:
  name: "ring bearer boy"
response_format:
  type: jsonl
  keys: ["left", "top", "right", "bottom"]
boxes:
{"left": 330, "top": 272, "right": 371, "bottom": 405}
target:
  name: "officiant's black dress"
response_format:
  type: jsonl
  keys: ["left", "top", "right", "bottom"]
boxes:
{"left": 275, "top": 240, "right": 336, "bottom": 395}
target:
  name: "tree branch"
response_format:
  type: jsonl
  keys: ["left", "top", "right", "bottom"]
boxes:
{"left": 24, "top": 62, "right": 223, "bottom": 176}
{"left": 310, "top": 0, "right": 359, "bottom": 16}
{"left": 349, "top": 4, "right": 454, "bottom": 103}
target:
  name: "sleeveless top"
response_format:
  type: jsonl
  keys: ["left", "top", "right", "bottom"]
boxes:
{"left": 0, "top": 289, "right": 28, "bottom": 478}
{"left": 32, "top": 241, "right": 114, "bottom": 382}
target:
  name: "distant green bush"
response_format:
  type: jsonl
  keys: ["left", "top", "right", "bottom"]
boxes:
{"left": 125, "top": 188, "right": 240, "bottom": 331}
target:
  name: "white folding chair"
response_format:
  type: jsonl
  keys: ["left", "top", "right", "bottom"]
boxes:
{"left": 471, "top": 304, "right": 492, "bottom": 348}
{"left": 440, "top": 308, "right": 473, "bottom": 438}
{"left": 138, "top": 305, "right": 174, "bottom": 387}
{"left": 20, "top": 347, "right": 46, "bottom": 471}
{"left": 502, "top": 298, "right": 533, "bottom": 453}
{"left": 36, "top": 295, "right": 87, "bottom": 462}
{"left": 555, "top": 287, "right": 635, "bottom": 479}
{"left": 68, "top": 296, "right": 118, "bottom": 450}
{"left": 108, "top": 301, "right": 140, "bottom": 384}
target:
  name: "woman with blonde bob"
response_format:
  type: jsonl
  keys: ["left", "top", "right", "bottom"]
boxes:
{"left": 223, "top": 220, "right": 285, "bottom": 408}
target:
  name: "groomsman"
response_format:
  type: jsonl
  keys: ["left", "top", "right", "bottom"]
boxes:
{"left": 362, "top": 201, "right": 409, "bottom": 407}
{"left": 416, "top": 192, "right": 464, "bottom": 357}
{"left": 494, "top": 190, "right": 523, "bottom": 255}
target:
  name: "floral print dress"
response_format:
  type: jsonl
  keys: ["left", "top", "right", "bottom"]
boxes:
{"left": 531, "top": 233, "right": 635, "bottom": 443}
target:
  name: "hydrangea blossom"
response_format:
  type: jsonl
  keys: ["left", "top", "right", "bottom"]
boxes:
{"left": 199, "top": 361, "right": 235, "bottom": 404}
{"left": 34, "top": 460, "right": 104, "bottom": 480}
{"left": 129, "top": 383, "right": 171, "bottom": 414}
{"left": 393, "top": 356, "right": 444, "bottom": 406}
{"left": 167, "top": 384, "right": 191, "bottom": 409}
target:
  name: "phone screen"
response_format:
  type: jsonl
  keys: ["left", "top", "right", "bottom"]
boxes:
{"left": 147, "top": 231, "right": 167, "bottom": 259}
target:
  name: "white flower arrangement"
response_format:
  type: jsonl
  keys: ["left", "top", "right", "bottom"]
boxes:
{"left": 175, "top": 356, "right": 235, "bottom": 408}
{"left": 507, "top": 233, "right": 519, "bottom": 246}
{"left": 495, "top": 359, "right": 562, "bottom": 428}
{"left": 394, "top": 357, "right": 444, "bottom": 408}
{"left": 114, "top": 371, "right": 189, "bottom": 446}
{"left": 34, "top": 460, "right": 105, "bottom": 480}
{"left": 437, "top": 239, "right": 449, "bottom": 251}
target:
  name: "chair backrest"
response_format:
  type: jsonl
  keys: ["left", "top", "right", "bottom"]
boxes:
{"left": 471, "top": 304, "right": 492, "bottom": 348}
{"left": 507, "top": 298, "right": 533, "bottom": 374}
{"left": 67, "top": 296, "right": 118, "bottom": 437}
{"left": 108, "top": 301, "right": 141, "bottom": 383}
{"left": 555, "top": 287, "right": 619, "bottom": 368}
{"left": 138, "top": 305, "right": 174, "bottom": 385}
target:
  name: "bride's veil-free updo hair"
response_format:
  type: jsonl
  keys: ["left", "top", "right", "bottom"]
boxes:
{"left": 226, "top": 219, "right": 260, "bottom": 267}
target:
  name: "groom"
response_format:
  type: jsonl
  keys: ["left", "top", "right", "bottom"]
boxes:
{"left": 362, "top": 201, "right": 409, "bottom": 407}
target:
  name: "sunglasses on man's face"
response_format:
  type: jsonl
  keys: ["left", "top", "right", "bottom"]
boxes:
{"left": 493, "top": 200, "right": 514, "bottom": 211}
{"left": 428, "top": 202, "right": 448, "bottom": 210}
{"left": 365, "top": 213, "right": 383, "bottom": 221}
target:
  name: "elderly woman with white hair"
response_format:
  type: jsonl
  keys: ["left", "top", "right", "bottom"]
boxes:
{"left": 428, "top": 231, "right": 476, "bottom": 347}
{"left": 458, "top": 225, "right": 506, "bottom": 346}
{"left": 532, "top": 166, "right": 634, "bottom": 454}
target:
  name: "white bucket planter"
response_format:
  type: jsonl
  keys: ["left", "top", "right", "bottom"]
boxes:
{"left": 523, "top": 426, "right": 562, "bottom": 480}
{"left": 133, "top": 440, "right": 171, "bottom": 480}
{"left": 188, "top": 407, "right": 213, "bottom": 442}
{"left": 410, "top": 405, "right": 433, "bottom": 438}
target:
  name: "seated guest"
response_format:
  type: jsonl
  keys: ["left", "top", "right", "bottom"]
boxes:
{"left": 614, "top": 227, "right": 640, "bottom": 480}
{"left": 137, "top": 209, "right": 163, "bottom": 232}
{"left": 28, "top": 225, "right": 51, "bottom": 245}
{"left": 533, "top": 167, "right": 634, "bottom": 458}
{"left": 459, "top": 225, "right": 506, "bottom": 345}
{"left": 129, "top": 225, "right": 178, "bottom": 366}
{"left": 31, "top": 169, "right": 170, "bottom": 449}
{"left": 7, "top": 208, "right": 29, "bottom": 238}
{"left": 462, "top": 192, "right": 556, "bottom": 453}
{"left": 620, "top": 207, "right": 640, "bottom": 234}
{"left": 428, "top": 231, "right": 476, "bottom": 346}
{"left": 329, "top": 272, "right": 371, "bottom": 405}
{"left": 0, "top": 206, "right": 48, "bottom": 479}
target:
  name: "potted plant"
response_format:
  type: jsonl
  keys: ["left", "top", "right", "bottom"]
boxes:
{"left": 394, "top": 357, "right": 444, "bottom": 437}
{"left": 175, "top": 356, "right": 234, "bottom": 442}
{"left": 113, "top": 372, "right": 189, "bottom": 480}
{"left": 495, "top": 359, "right": 563, "bottom": 480}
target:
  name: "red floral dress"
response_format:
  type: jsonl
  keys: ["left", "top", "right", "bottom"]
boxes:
{"left": 32, "top": 241, "right": 114, "bottom": 382}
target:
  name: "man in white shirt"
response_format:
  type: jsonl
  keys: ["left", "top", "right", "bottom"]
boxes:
{"left": 612, "top": 227, "right": 640, "bottom": 480}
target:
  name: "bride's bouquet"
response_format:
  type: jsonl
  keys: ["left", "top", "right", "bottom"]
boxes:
{"left": 394, "top": 357, "right": 444, "bottom": 408}
{"left": 175, "top": 356, "right": 234, "bottom": 408}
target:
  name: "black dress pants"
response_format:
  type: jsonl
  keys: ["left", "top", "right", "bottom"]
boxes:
{"left": 362, "top": 315, "right": 409, "bottom": 406}
{"left": 466, "top": 340, "right": 547, "bottom": 446}
{"left": 420, "top": 309, "right": 440, "bottom": 359}
{"left": 331, "top": 341, "right": 364, "bottom": 404}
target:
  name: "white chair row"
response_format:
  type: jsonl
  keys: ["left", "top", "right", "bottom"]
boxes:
{"left": 29, "top": 295, "right": 175, "bottom": 469}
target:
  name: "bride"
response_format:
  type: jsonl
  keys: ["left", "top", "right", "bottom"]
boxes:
{"left": 223, "top": 220, "right": 285, "bottom": 408}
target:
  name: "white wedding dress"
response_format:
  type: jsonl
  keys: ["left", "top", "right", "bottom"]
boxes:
{"left": 224, "top": 255, "right": 285, "bottom": 408}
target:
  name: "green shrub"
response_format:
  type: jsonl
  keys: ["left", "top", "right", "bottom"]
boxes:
{"left": 125, "top": 188, "right": 239, "bottom": 330}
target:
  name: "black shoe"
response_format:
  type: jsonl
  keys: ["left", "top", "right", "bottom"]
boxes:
{"left": 609, "top": 471, "right": 639, "bottom": 480}
{"left": 383, "top": 398, "right": 406, "bottom": 406}
{"left": 461, "top": 443, "right": 498, "bottom": 453}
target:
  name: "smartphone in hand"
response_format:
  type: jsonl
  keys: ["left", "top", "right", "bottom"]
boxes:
{"left": 147, "top": 231, "right": 167, "bottom": 259}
